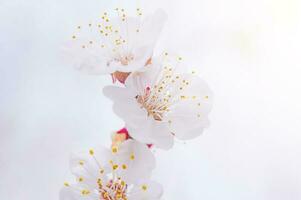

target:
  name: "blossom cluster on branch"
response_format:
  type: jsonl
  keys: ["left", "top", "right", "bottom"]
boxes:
{"left": 60, "top": 8, "right": 213, "bottom": 200}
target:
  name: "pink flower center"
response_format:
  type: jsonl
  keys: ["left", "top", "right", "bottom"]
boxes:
{"left": 98, "top": 178, "right": 128, "bottom": 200}
{"left": 119, "top": 54, "right": 134, "bottom": 66}
{"left": 136, "top": 87, "right": 169, "bottom": 121}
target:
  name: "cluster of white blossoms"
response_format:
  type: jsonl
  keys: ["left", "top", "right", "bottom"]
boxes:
{"left": 61, "top": 8, "right": 213, "bottom": 200}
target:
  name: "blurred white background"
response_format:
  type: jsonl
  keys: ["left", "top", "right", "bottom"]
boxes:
{"left": 1, "top": 0, "right": 301, "bottom": 199}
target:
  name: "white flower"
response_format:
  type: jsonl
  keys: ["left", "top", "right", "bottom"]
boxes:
{"left": 103, "top": 54, "right": 213, "bottom": 149}
{"left": 62, "top": 8, "right": 167, "bottom": 83}
{"left": 60, "top": 140, "right": 163, "bottom": 200}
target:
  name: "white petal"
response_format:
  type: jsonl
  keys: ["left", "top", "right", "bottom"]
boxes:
{"left": 103, "top": 86, "right": 151, "bottom": 127}
{"left": 126, "top": 117, "right": 173, "bottom": 150}
{"left": 130, "top": 179, "right": 163, "bottom": 200}
{"left": 134, "top": 9, "right": 167, "bottom": 51}
{"left": 132, "top": 45, "right": 153, "bottom": 63}
{"left": 92, "top": 146, "right": 113, "bottom": 173}
{"left": 113, "top": 140, "right": 156, "bottom": 183}
{"left": 61, "top": 40, "right": 112, "bottom": 75}
{"left": 165, "top": 75, "right": 213, "bottom": 140}
{"left": 103, "top": 86, "right": 135, "bottom": 102}
{"left": 69, "top": 152, "right": 97, "bottom": 178}
{"left": 69, "top": 146, "right": 111, "bottom": 183}
{"left": 113, "top": 17, "right": 141, "bottom": 53}
{"left": 59, "top": 184, "right": 97, "bottom": 200}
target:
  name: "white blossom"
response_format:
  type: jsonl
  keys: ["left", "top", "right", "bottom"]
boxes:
{"left": 103, "top": 53, "right": 213, "bottom": 149}
{"left": 60, "top": 140, "right": 162, "bottom": 200}
{"left": 62, "top": 8, "right": 167, "bottom": 83}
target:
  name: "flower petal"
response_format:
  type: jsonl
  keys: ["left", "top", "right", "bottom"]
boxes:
{"left": 69, "top": 146, "right": 111, "bottom": 186}
{"left": 112, "top": 140, "right": 156, "bottom": 183}
{"left": 61, "top": 40, "right": 112, "bottom": 75}
{"left": 165, "top": 75, "right": 213, "bottom": 140}
{"left": 59, "top": 184, "right": 98, "bottom": 200}
{"left": 126, "top": 118, "right": 174, "bottom": 150}
{"left": 134, "top": 9, "right": 167, "bottom": 51}
{"left": 130, "top": 179, "right": 163, "bottom": 200}
{"left": 103, "top": 86, "right": 135, "bottom": 103}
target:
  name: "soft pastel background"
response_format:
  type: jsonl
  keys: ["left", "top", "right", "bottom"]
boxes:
{"left": 1, "top": 0, "right": 301, "bottom": 199}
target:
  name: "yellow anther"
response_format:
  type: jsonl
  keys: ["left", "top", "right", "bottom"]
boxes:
{"left": 141, "top": 184, "right": 148, "bottom": 191}
{"left": 64, "top": 182, "right": 69, "bottom": 187}
{"left": 122, "top": 164, "right": 127, "bottom": 170}
{"left": 130, "top": 154, "right": 135, "bottom": 160}
{"left": 81, "top": 189, "right": 90, "bottom": 195}
{"left": 78, "top": 177, "right": 84, "bottom": 182}
{"left": 205, "top": 95, "right": 209, "bottom": 99}
{"left": 100, "top": 169, "right": 104, "bottom": 174}
{"left": 72, "top": 35, "right": 76, "bottom": 39}
{"left": 112, "top": 164, "right": 119, "bottom": 170}
{"left": 112, "top": 146, "right": 118, "bottom": 154}
{"left": 79, "top": 160, "right": 84, "bottom": 165}
{"left": 103, "top": 192, "right": 109, "bottom": 198}
{"left": 89, "top": 149, "right": 94, "bottom": 155}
